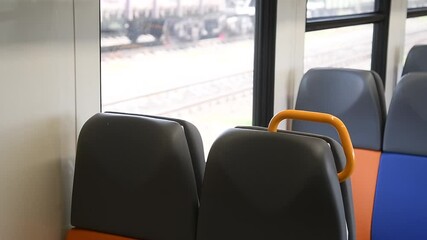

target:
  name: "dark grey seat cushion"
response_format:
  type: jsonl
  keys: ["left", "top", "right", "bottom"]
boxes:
{"left": 71, "top": 113, "right": 199, "bottom": 240}
{"left": 106, "top": 111, "right": 205, "bottom": 198}
{"left": 402, "top": 45, "right": 427, "bottom": 76}
{"left": 238, "top": 126, "right": 355, "bottom": 240}
{"left": 197, "top": 128, "right": 347, "bottom": 240}
{"left": 383, "top": 73, "right": 427, "bottom": 156}
{"left": 293, "top": 68, "right": 386, "bottom": 150}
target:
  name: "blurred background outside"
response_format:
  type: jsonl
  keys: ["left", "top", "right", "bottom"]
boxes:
{"left": 101, "top": 0, "right": 427, "bottom": 154}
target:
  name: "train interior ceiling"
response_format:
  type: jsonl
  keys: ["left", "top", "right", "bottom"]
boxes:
{"left": 1, "top": 0, "right": 427, "bottom": 239}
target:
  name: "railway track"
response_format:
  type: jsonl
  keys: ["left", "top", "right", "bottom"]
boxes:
{"left": 102, "top": 24, "right": 427, "bottom": 118}
{"left": 103, "top": 71, "right": 253, "bottom": 116}
{"left": 101, "top": 34, "right": 254, "bottom": 53}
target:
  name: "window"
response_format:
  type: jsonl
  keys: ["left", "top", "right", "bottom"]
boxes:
{"left": 101, "top": 0, "right": 256, "bottom": 153}
{"left": 405, "top": 16, "right": 427, "bottom": 56}
{"left": 307, "top": 0, "right": 375, "bottom": 18}
{"left": 408, "top": 0, "right": 427, "bottom": 9}
{"left": 304, "top": 24, "right": 373, "bottom": 71}
{"left": 304, "top": 1, "right": 380, "bottom": 74}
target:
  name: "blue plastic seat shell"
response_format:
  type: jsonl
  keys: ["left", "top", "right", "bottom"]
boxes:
{"left": 372, "top": 153, "right": 427, "bottom": 240}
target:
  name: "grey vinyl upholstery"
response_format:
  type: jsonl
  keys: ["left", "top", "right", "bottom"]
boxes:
{"left": 383, "top": 73, "right": 427, "bottom": 156}
{"left": 402, "top": 45, "right": 427, "bottom": 76}
{"left": 197, "top": 128, "right": 347, "bottom": 240}
{"left": 238, "top": 126, "right": 355, "bottom": 240}
{"left": 71, "top": 113, "right": 199, "bottom": 240}
{"left": 106, "top": 111, "right": 205, "bottom": 198}
{"left": 372, "top": 72, "right": 427, "bottom": 239}
{"left": 293, "top": 68, "right": 386, "bottom": 150}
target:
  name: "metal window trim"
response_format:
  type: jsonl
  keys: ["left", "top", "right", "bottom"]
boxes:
{"left": 306, "top": 13, "right": 384, "bottom": 31}
{"left": 407, "top": 7, "right": 427, "bottom": 18}
{"left": 253, "top": 0, "right": 277, "bottom": 127}
{"left": 371, "top": 0, "right": 391, "bottom": 84}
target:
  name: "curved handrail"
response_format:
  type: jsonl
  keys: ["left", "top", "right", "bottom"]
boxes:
{"left": 268, "top": 110, "right": 355, "bottom": 183}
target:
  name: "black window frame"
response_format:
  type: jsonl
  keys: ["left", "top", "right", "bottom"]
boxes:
{"left": 407, "top": 6, "right": 427, "bottom": 18}
{"left": 305, "top": 0, "right": 391, "bottom": 82}
{"left": 254, "top": 0, "right": 389, "bottom": 126}
{"left": 253, "top": 0, "right": 427, "bottom": 127}
{"left": 253, "top": 0, "right": 277, "bottom": 126}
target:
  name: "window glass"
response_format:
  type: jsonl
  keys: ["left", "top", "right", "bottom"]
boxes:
{"left": 405, "top": 16, "right": 427, "bottom": 57}
{"left": 408, "top": 0, "right": 427, "bottom": 8}
{"left": 101, "top": 0, "right": 255, "bottom": 154}
{"left": 304, "top": 24, "right": 373, "bottom": 72}
{"left": 306, "top": 0, "right": 375, "bottom": 18}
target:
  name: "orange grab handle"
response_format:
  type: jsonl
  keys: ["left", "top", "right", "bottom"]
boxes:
{"left": 268, "top": 110, "right": 355, "bottom": 183}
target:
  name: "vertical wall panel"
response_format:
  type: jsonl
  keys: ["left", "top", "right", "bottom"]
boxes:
{"left": 0, "top": 0, "right": 76, "bottom": 239}
{"left": 384, "top": 0, "right": 407, "bottom": 108}
{"left": 74, "top": 0, "right": 100, "bottom": 132}
{"left": 274, "top": 0, "right": 306, "bottom": 128}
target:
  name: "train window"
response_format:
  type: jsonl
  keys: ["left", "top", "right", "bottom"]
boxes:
{"left": 408, "top": 0, "right": 427, "bottom": 8}
{"left": 306, "top": 0, "right": 375, "bottom": 18}
{"left": 405, "top": 16, "right": 427, "bottom": 55}
{"left": 101, "top": 0, "right": 256, "bottom": 152}
{"left": 304, "top": 24, "right": 373, "bottom": 71}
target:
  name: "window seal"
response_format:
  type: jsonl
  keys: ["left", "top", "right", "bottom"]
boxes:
{"left": 407, "top": 7, "right": 427, "bottom": 18}
{"left": 306, "top": 13, "right": 384, "bottom": 31}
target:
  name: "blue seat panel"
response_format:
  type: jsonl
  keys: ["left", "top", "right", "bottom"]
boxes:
{"left": 372, "top": 153, "right": 427, "bottom": 240}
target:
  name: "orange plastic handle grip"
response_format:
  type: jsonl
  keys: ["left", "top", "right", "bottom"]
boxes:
{"left": 268, "top": 110, "right": 355, "bottom": 183}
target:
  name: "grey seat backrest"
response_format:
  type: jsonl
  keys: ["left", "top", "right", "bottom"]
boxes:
{"left": 106, "top": 111, "right": 205, "bottom": 198}
{"left": 383, "top": 73, "right": 427, "bottom": 156}
{"left": 197, "top": 128, "right": 347, "bottom": 240}
{"left": 293, "top": 68, "right": 386, "bottom": 150}
{"left": 238, "top": 126, "right": 355, "bottom": 240}
{"left": 71, "top": 113, "right": 199, "bottom": 240}
{"left": 402, "top": 45, "right": 427, "bottom": 76}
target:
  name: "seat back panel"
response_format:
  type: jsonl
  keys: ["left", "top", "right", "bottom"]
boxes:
{"left": 196, "top": 128, "right": 347, "bottom": 240}
{"left": 238, "top": 126, "right": 355, "bottom": 240}
{"left": 382, "top": 73, "right": 427, "bottom": 156}
{"left": 70, "top": 113, "right": 199, "bottom": 240}
{"left": 106, "top": 111, "right": 206, "bottom": 197}
{"left": 293, "top": 68, "right": 386, "bottom": 150}
{"left": 402, "top": 45, "right": 427, "bottom": 76}
{"left": 373, "top": 74, "right": 427, "bottom": 239}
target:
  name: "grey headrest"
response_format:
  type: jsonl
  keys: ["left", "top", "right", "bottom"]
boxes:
{"left": 383, "top": 73, "right": 427, "bottom": 156}
{"left": 71, "top": 113, "right": 199, "bottom": 239}
{"left": 106, "top": 111, "right": 205, "bottom": 198}
{"left": 197, "top": 128, "right": 347, "bottom": 240}
{"left": 293, "top": 68, "right": 386, "bottom": 150}
{"left": 402, "top": 45, "right": 427, "bottom": 76}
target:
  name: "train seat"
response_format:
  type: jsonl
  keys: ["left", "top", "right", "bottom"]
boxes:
{"left": 372, "top": 73, "right": 427, "bottom": 239}
{"left": 402, "top": 45, "right": 427, "bottom": 76}
{"left": 106, "top": 111, "right": 206, "bottom": 198}
{"left": 66, "top": 113, "right": 199, "bottom": 240}
{"left": 292, "top": 68, "right": 387, "bottom": 240}
{"left": 196, "top": 111, "right": 352, "bottom": 240}
{"left": 66, "top": 229, "right": 136, "bottom": 240}
{"left": 238, "top": 125, "right": 355, "bottom": 240}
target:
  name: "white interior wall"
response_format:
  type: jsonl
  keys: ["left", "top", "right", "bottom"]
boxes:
{"left": 0, "top": 0, "right": 99, "bottom": 239}
{"left": 384, "top": 0, "right": 407, "bottom": 108}
{"left": 74, "top": 0, "right": 101, "bottom": 132}
{"left": 274, "top": 0, "right": 306, "bottom": 129}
